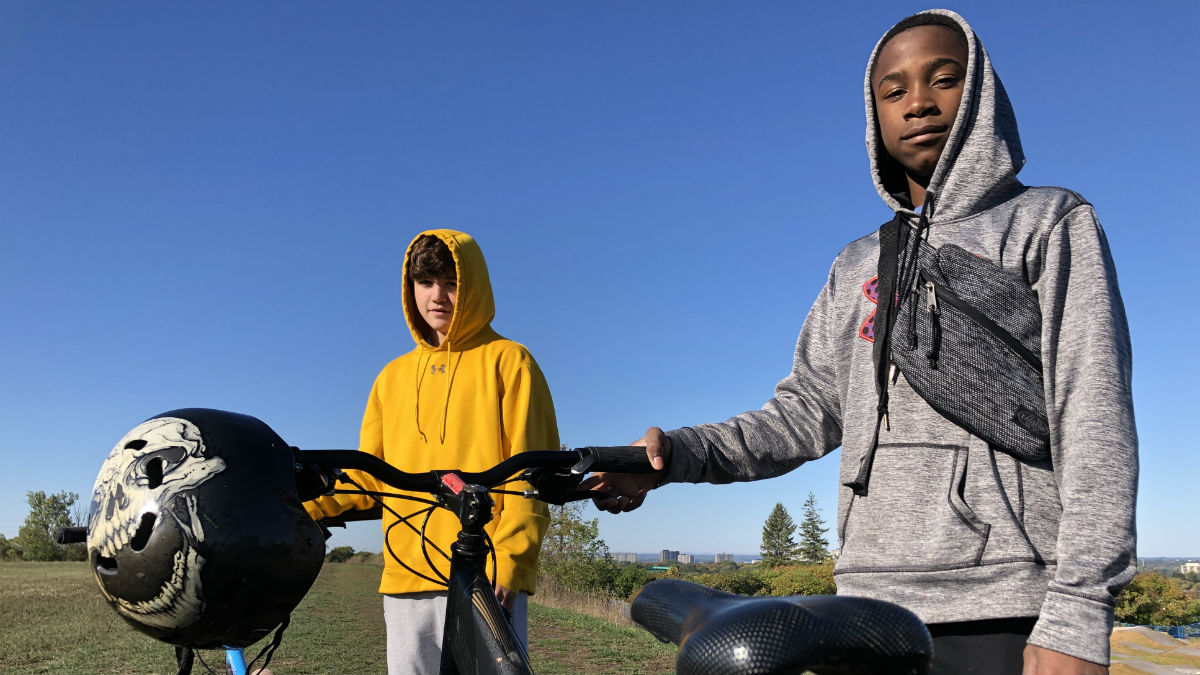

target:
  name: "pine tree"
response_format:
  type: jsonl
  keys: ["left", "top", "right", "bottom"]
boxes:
{"left": 760, "top": 502, "right": 799, "bottom": 567}
{"left": 796, "top": 492, "right": 830, "bottom": 564}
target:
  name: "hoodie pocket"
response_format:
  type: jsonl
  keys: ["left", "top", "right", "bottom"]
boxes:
{"left": 837, "top": 444, "right": 990, "bottom": 573}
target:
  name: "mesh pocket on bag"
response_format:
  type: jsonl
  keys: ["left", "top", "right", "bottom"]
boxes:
{"left": 892, "top": 243, "right": 1049, "bottom": 462}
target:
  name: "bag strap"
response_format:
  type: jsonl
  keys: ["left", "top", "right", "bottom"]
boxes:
{"left": 872, "top": 215, "right": 903, "bottom": 405}
{"left": 845, "top": 215, "right": 906, "bottom": 496}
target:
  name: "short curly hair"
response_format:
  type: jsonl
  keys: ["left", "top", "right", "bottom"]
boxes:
{"left": 875, "top": 14, "right": 969, "bottom": 68}
{"left": 408, "top": 234, "right": 455, "bottom": 281}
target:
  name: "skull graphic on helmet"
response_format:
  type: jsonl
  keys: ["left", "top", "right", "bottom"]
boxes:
{"left": 88, "top": 416, "right": 226, "bottom": 631}
{"left": 85, "top": 408, "right": 326, "bottom": 649}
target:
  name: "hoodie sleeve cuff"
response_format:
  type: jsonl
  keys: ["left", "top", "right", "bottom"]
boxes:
{"left": 494, "top": 555, "right": 534, "bottom": 594}
{"left": 1027, "top": 590, "right": 1114, "bottom": 666}
{"left": 663, "top": 428, "right": 703, "bottom": 484}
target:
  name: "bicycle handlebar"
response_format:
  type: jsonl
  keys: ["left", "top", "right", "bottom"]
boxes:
{"left": 52, "top": 526, "right": 87, "bottom": 545}
{"left": 295, "top": 445, "right": 656, "bottom": 506}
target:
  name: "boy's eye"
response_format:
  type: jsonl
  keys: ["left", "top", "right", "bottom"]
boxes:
{"left": 882, "top": 88, "right": 905, "bottom": 101}
{"left": 933, "top": 75, "right": 959, "bottom": 88}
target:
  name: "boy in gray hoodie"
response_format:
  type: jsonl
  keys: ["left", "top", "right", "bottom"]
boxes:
{"left": 588, "top": 9, "right": 1136, "bottom": 675}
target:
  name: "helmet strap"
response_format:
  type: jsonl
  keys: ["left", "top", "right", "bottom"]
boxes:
{"left": 247, "top": 615, "right": 291, "bottom": 674}
{"left": 173, "top": 646, "right": 194, "bottom": 675}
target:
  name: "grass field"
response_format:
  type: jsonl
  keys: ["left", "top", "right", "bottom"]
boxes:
{"left": 0, "top": 562, "right": 675, "bottom": 674}
{"left": 14, "top": 561, "right": 1190, "bottom": 675}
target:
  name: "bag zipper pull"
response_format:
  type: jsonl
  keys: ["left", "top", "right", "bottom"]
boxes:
{"left": 925, "top": 280, "right": 941, "bottom": 369}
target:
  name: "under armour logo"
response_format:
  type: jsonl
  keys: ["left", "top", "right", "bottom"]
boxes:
{"left": 859, "top": 276, "right": 879, "bottom": 342}
{"left": 430, "top": 364, "right": 446, "bottom": 374}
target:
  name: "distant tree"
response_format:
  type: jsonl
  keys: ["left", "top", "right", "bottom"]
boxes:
{"left": 796, "top": 492, "right": 830, "bottom": 564}
{"left": 760, "top": 503, "right": 799, "bottom": 567}
{"left": 15, "top": 491, "right": 85, "bottom": 561}
{"left": 0, "top": 533, "right": 15, "bottom": 561}
{"left": 352, "top": 551, "right": 378, "bottom": 563}
{"left": 1115, "top": 572, "right": 1200, "bottom": 625}
{"left": 326, "top": 546, "right": 356, "bottom": 563}
{"left": 540, "top": 501, "right": 615, "bottom": 593}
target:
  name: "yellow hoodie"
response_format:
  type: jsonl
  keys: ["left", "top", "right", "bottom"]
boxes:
{"left": 306, "top": 229, "right": 556, "bottom": 595}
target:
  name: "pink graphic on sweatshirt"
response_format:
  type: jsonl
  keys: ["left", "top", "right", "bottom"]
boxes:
{"left": 859, "top": 276, "right": 879, "bottom": 342}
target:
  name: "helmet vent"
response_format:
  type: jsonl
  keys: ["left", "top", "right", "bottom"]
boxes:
{"left": 146, "top": 457, "right": 164, "bottom": 489}
{"left": 130, "top": 513, "right": 156, "bottom": 552}
{"left": 124, "top": 439, "right": 148, "bottom": 450}
{"left": 97, "top": 555, "right": 118, "bottom": 573}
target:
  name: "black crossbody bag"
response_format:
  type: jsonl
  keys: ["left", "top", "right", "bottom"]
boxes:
{"left": 884, "top": 217, "right": 1051, "bottom": 461}
{"left": 845, "top": 216, "right": 1051, "bottom": 497}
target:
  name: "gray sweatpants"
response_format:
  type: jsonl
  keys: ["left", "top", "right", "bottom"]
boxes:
{"left": 383, "top": 591, "right": 529, "bottom": 675}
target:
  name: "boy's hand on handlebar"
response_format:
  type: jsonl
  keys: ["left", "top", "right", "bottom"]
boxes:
{"left": 581, "top": 427, "right": 671, "bottom": 514}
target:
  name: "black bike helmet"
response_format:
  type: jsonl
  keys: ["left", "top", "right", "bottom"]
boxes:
{"left": 86, "top": 408, "right": 325, "bottom": 649}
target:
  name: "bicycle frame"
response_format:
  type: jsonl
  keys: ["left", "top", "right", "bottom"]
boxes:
{"left": 435, "top": 477, "right": 532, "bottom": 675}
{"left": 224, "top": 648, "right": 248, "bottom": 675}
{"left": 304, "top": 454, "right": 541, "bottom": 675}
{"left": 223, "top": 471, "right": 529, "bottom": 675}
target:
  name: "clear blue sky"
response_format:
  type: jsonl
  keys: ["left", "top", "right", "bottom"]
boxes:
{"left": 2, "top": 1, "right": 1196, "bottom": 558}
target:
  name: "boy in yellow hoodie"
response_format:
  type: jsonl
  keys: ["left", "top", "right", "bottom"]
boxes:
{"left": 305, "top": 230, "right": 557, "bottom": 675}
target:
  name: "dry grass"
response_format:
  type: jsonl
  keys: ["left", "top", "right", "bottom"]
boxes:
{"left": 533, "top": 576, "right": 635, "bottom": 628}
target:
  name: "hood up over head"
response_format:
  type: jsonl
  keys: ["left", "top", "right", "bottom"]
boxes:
{"left": 402, "top": 229, "right": 495, "bottom": 351}
{"left": 865, "top": 9, "right": 1025, "bottom": 222}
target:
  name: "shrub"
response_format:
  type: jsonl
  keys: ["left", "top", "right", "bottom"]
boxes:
{"left": 688, "top": 571, "right": 767, "bottom": 596}
{"left": 761, "top": 562, "right": 836, "bottom": 596}
{"left": 611, "top": 566, "right": 658, "bottom": 599}
{"left": 541, "top": 556, "right": 623, "bottom": 596}
{"left": 326, "top": 546, "right": 357, "bottom": 563}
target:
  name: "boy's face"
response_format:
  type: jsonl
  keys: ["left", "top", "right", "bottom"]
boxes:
{"left": 873, "top": 25, "right": 968, "bottom": 185}
{"left": 412, "top": 275, "right": 457, "bottom": 345}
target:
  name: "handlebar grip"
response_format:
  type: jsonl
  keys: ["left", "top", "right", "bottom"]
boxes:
{"left": 580, "top": 446, "right": 658, "bottom": 474}
{"left": 52, "top": 526, "right": 87, "bottom": 544}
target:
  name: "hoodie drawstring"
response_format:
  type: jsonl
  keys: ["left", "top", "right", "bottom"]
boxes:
{"left": 846, "top": 191, "right": 936, "bottom": 497}
{"left": 415, "top": 344, "right": 463, "bottom": 446}
{"left": 902, "top": 192, "right": 936, "bottom": 350}
{"left": 415, "top": 350, "right": 432, "bottom": 444}
{"left": 439, "top": 349, "right": 462, "bottom": 444}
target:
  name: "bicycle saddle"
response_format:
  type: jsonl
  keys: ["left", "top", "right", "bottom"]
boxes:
{"left": 631, "top": 578, "right": 932, "bottom": 675}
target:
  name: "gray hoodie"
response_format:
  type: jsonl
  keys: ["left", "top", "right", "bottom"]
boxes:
{"left": 662, "top": 9, "right": 1137, "bottom": 665}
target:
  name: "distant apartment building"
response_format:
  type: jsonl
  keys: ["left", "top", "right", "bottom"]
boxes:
{"left": 611, "top": 552, "right": 639, "bottom": 563}
{"left": 678, "top": 553, "right": 694, "bottom": 564}
{"left": 1182, "top": 562, "right": 1200, "bottom": 575}
{"left": 715, "top": 553, "right": 735, "bottom": 563}
{"left": 660, "top": 549, "right": 680, "bottom": 562}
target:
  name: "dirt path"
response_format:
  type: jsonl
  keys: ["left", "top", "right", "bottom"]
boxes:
{"left": 1109, "top": 627, "right": 1200, "bottom": 675}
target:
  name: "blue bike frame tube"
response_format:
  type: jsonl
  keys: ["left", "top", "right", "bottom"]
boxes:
{"left": 225, "top": 647, "right": 248, "bottom": 675}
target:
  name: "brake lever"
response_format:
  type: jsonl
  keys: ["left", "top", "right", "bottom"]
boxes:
{"left": 522, "top": 467, "right": 588, "bottom": 506}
